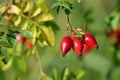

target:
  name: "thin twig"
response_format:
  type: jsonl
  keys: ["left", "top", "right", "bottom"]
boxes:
{"left": 1, "top": 0, "right": 13, "bottom": 16}
{"left": 21, "top": 13, "right": 41, "bottom": 27}
{"left": 66, "top": 15, "right": 73, "bottom": 31}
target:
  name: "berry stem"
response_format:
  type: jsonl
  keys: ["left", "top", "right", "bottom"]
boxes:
{"left": 66, "top": 15, "right": 74, "bottom": 32}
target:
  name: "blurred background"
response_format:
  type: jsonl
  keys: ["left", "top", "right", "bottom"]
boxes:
{"left": 0, "top": 0, "right": 120, "bottom": 80}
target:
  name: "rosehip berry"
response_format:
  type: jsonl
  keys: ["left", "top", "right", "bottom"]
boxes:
{"left": 25, "top": 38, "right": 33, "bottom": 48}
{"left": 83, "top": 33, "right": 98, "bottom": 49}
{"left": 15, "top": 35, "right": 25, "bottom": 43}
{"left": 72, "top": 37, "right": 83, "bottom": 55}
{"left": 60, "top": 36, "right": 72, "bottom": 57}
{"left": 82, "top": 43, "right": 90, "bottom": 55}
{"left": 115, "top": 32, "right": 120, "bottom": 46}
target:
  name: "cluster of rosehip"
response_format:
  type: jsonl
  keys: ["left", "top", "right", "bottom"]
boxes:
{"left": 15, "top": 34, "right": 32, "bottom": 48}
{"left": 60, "top": 31, "right": 98, "bottom": 57}
{"left": 106, "top": 27, "right": 120, "bottom": 46}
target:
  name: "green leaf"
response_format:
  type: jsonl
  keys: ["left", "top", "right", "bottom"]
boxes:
{"left": 22, "top": 1, "right": 31, "bottom": 13}
{"left": 0, "top": 58, "right": 13, "bottom": 71}
{"left": 44, "top": 21, "right": 59, "bottom": 33}
{"left": 8, "top": 5, "right": 21, "bottom": 15}
{"left": 38, "top": 13, "right": 54, "bottom": 22}
{"left": 29, "top": 25, "right": 37, "bottom": 45}
{"left": 56, "top": 6, "right": 60, "bottom": 15}
{"left": 7, "top": 34, "right": 16, "bottom": 47}
{"left": 51, "top": 1, "right": 61, "bottom": 9}
{"left": 16, "top": 57, "right": 27, "bottom": 72}
{"left": 61, "top": 2, "right": 73, "bottom": 15}
{"left": 40, "top": 26, "right": 55, "bottom": 47}
{"left": 13, "top": 15, "right": 22, "bottom": 26}
{"left": 18, "top": 30, "right": 33, "bottom": 38}
{"left": 111, "top": 14, "right": 120, "bottom": 29}
{"left": 67, "top": 72, "right": 76, "bottom": 80}
{"left": 64, "top": 8, "right": 71, "bottom": 15}
{"left": 51, "top": 68, "right": 58, "bottom": 80}
{"left": 76, "top": 70, "right": 85, "bottom": 79}
{"left": 0, "top": 4, "right": 6, "bottom": 14}
{"left": 0, "top": 54, "right": 5, "bottom": 61}
{"left": 61, "top": 2, "right": 71, "bottom": 12}
{"left": 0, "top": 27, "right": 11, "bottom": 47}
{"left": 18, "top": 20, "right": 29, "bottom": 30}
{"left": 0, "top": 48, "right": 9, "bottom": 64}
{"left": 61, "top": 67, "right": 69, "bottom": 80}
{"left": 30, "top": 7, "right": 42, "bottom": 18}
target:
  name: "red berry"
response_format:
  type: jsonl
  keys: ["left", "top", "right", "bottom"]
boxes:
{"left": 25, "top": 38, "right": 33, "bottom": 48}
{"left": 60, "top": 36, "right": 72, "bottom": 57}
{"left": 72, "top": 37, "right": 83, "bottom": 55}
{"left": 82, "top": 43, "right": 90, "bottom": 55}
{"left": 15, "top": 35, "right": 25, "bottom": 43}
{"left": 115, "top": 32, "right": 120, "bottom": 46}
{"left": 83, "top": 33, "right": 98, "bottom": 49}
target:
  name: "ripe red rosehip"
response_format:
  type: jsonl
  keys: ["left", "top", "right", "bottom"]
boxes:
{"left": 25, "top": 38, "right": 33, "bottom": 48}
{"left": 72, "top": 37, "right": 83, "bottom": 55}
{"left": 115, "top": 32, "right": 120, "bottom": 46}
{"left": 15, "top": 35, "right": 25, "bottom": 43}
{"left": 60, "top": 36, "right": 72, "bottom": 57}
{"left": 83, "top": 33, "right": 98, "bottom": 49}
{"left": 82, "top": 43, "right": 90, "bottom": 55}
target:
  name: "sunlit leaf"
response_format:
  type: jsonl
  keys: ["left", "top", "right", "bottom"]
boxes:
{"left": 29, "top": 25, "right": 37, "bottom": 45}
{"left": 30, "top": 7, "right": 42, "bottom": 18}
{"left": 19, "top": 20, "right": 29, "bottom": 30}
{"left": 8, "top": 5, "right": 21, "bottom": 15}
{"left": 76, "top": 70, "right": 85, "bottom": 79}
{"left": 41, "top": 72, "right": 52, "bottom": 80}
{"left": 1, "top": 59, "right": 13, "bottom": 71}
{"left": 13, "top": 15, "right": 22, "bottom": 26}
{"left": 0, "top": 4, "right": 6, "bottom": 14}
{"left": 38, "top": 13, "right": 54, "bottom": 22}
{"left": 23, "top": 1, "right": 31, "bottom": 13}
{"left": 40, "top": 26, "right": 55, "bottom": 47}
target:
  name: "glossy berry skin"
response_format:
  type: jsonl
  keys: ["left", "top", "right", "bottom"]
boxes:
{"left": 83, "top": 33, "right": 98, "bottom": 49}
{"left": 60, "top": 36, "right": 72, "bottom": 57}
{"left": 72, "top": 37, "right": 83, "bottom": 55}
{"left": 82, "top": 43, "right": 90, "bottom": 55}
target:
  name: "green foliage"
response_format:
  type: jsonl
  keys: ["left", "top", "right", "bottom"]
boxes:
{"left": 0, "top": 0, "right": 58, "bottom": 73}
{"left": 105, "top": 11, "right": 120, "bottom": 29}
{"left": 51, "top": 1, "right": 73, "bottom": 15}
